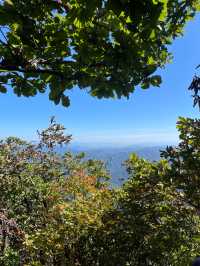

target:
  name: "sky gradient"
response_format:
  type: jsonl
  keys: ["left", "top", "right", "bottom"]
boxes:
{"left": 0, "top": 15, "right": 200, "bottom": 146}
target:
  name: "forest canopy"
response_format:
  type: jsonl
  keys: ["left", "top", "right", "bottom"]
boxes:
{"left": 0, "top": 0, "right": 199, "bottom": 106}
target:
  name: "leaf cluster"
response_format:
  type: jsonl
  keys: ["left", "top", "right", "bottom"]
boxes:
{"left": 0, "top": 0, "right": 199, "bottom": 106}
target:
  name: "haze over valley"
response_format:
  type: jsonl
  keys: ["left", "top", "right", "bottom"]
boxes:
{"left": 66, "top": 144, "right": 166, "bottom": 185}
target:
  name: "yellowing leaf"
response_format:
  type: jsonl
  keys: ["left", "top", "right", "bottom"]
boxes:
{"left": 5, "top": 0, "right": 14, "bottom": 5}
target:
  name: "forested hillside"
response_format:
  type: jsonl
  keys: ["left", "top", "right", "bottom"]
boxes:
{"left": 68, "top": 146, "right": 163, "bottom": 185}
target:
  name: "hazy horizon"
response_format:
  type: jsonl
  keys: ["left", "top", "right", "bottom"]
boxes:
{"left": 0, "top": 131, "right": 178, "bottom": 149}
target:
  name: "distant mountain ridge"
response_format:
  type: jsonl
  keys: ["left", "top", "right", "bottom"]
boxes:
{"left": 61, "top": 145, "right": 165, "bottom": 186}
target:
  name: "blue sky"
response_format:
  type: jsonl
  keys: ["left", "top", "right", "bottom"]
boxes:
{"left": 0, "top": 15, "right": 200, "bottom": 146}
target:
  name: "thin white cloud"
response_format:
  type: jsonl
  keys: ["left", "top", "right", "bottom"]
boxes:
{"left": 73, "top": 130, "right": 179, "bottom": 146}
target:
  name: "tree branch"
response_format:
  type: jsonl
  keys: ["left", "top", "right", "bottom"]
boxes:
{"left": 0, "top": 39, "right": 6, "bottom": 46}
{"left": 0, "top": 64, "right": 64, "bottom": 78}
{"left": 0, "top": 27, "right": 8, "bottom": 43}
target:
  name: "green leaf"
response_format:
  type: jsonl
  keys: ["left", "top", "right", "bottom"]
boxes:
{"left": 150, "top": 75, "right": 162, "bottom": 86}
{"left": 5, "top": 0, "right": 14, "bottom": 6}
{"left": 61, "top": 95, "right": 70, "bottom": 107}
{"left": 0, "top": 84, "right": 7, "bottom": 93}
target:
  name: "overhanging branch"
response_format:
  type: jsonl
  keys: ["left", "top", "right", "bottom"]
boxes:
{"left": 0, "top": 64, "right": 64, "bottom": 78}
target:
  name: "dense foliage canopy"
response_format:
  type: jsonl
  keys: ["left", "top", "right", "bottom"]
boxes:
{"left": 0, "top": 0, "right": 199, "bottom": 106}
{"left": 0, "top": 117, "right": 200, "bottom": 265}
